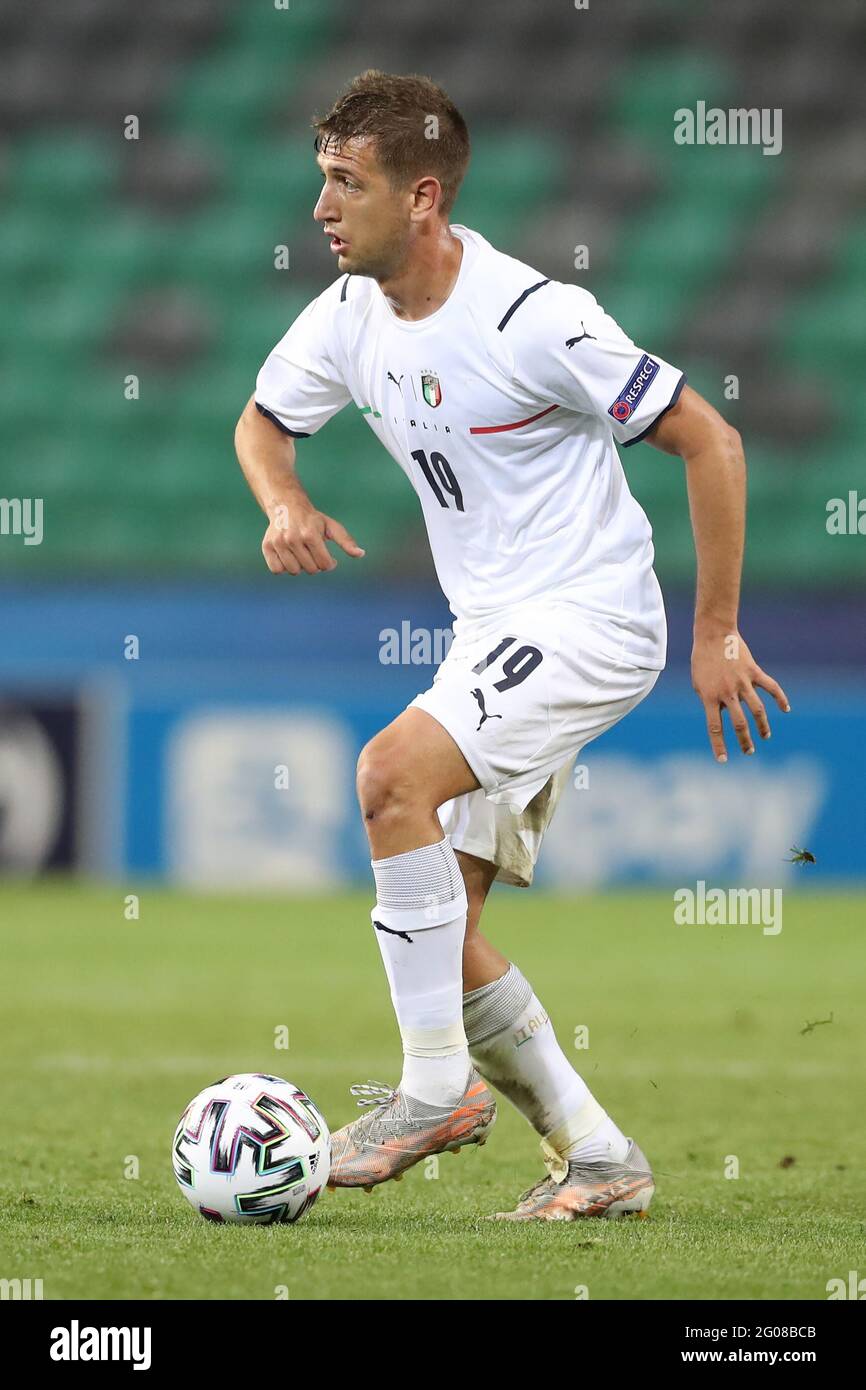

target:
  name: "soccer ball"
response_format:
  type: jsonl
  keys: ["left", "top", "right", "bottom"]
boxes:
{"left": 172, "top": 1073, "right": 331, "bottom": 1224}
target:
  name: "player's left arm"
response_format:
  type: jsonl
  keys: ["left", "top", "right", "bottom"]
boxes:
{"left": 643, "top": 384, "right": 790, "bottom": 761}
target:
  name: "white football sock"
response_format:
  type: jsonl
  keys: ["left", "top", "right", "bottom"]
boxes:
{"left": 371, "top": 835, "right": 470, "bottom": 1108}
{"left": 463, "top": 963, "right": 630, "bottom": 1163}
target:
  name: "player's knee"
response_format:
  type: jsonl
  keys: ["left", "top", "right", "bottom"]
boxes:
{"left": 356, "top": 737, "right": 413, "bottom": 821}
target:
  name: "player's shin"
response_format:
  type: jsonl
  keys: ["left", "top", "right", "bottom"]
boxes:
{"left": 371, "top": 835, "right": 471, "bottom": 1108}
{"left": 463, "top": 963, "right": 630, "bottom": 1164}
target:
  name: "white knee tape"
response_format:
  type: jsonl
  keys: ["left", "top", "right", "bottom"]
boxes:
{"left": 371, "top": 894, "right": 467, "bottom": 935}
{"left": 371, "top": 835, "right": 467, "bottom": 932}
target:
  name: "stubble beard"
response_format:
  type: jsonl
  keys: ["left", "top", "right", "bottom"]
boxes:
{"left": 344, "top": 219, "right": 410, "bottom": 282}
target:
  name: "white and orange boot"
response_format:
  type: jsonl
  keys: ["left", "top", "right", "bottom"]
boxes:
{"left": 328, "top": 1070, "right": 496, "bottom": 1191}
{"left": 489, "top": 1136, "right": 654, "bottom": 1221}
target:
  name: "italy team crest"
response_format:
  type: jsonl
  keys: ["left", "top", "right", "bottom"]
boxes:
{"left": 421, "top": 371, "right": 442, "bottom": 408}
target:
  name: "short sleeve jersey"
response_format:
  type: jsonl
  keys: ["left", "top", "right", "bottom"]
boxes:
{"left": 255, "top": 226, "right": 686, "bottom": 669}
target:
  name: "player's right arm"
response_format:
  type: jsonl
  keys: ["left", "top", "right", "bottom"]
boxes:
{"left": 235, "top": 284, "right": 364, "bottom": 575}
{"left": 234, "top": 395, "right": 364, "bottom": 575}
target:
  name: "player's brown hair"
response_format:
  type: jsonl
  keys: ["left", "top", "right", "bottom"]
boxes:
{"left": 313, "top": 70, "right": 470, "bottom": 216}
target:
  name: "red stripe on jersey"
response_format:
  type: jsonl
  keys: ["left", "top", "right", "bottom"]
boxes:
{"left": 469, "top": 404, "right": 559, "bottom": 435}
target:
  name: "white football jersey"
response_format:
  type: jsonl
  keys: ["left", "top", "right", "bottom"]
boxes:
{"left": 255, "top": 226, "right": 686, "bottom": 669}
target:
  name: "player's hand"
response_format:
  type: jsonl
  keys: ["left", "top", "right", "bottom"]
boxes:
{"left": 691, "top": 629, "right": 790, "bottom": 762}
{"left": 261, "top": 501, "right": 365, "bottom": 575}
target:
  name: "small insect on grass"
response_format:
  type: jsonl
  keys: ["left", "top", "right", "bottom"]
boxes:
{"left": 786, "top": 846, "right": 816, "bottom": 865}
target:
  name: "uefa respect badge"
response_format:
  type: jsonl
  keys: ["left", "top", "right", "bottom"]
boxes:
{"left": 608, "top": 354, "right": 660, "bottom": 422}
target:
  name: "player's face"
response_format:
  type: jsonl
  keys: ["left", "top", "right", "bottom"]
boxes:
{"left": 313, "top": 138, "right": 412, "bottom": 279}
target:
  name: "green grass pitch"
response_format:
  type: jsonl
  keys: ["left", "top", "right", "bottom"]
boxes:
{"left": 1, "top": 882, "right": 863, "bottom": 1301}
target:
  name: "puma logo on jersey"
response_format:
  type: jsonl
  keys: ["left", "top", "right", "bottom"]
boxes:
{"left": 471, "top": 688, "right": 502, "bottom": 731}
{"left": 565, "top": 322, "right": 596, "bottom": 348}
{"left": 387, "top": 371, "right": 404, "bottom": 387}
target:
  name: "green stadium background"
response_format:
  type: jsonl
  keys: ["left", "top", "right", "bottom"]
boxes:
{"left": 4, "top": 2, "right": 866, "bottom": 1309}
{"left": 2, "top": 0, "right": 865, "bottom": 587}
{"left": 1, "top": 0, "right": 864, "bottom": 887}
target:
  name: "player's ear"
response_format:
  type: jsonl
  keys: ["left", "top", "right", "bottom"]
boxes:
{"left": 411, "top": 175, "right": 442, "bottom": 219}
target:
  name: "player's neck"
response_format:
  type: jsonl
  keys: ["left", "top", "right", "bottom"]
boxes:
{"left": 379, "top": 228, "right": 464, "bottom": 322}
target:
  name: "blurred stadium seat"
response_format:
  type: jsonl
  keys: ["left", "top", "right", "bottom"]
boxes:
{"left": 0, "top": 0, "right": 864, "bottom": 588}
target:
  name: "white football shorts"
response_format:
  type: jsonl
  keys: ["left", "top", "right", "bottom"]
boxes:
{"left": 407, "top": 599, "right": 662, "bottom": 888}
